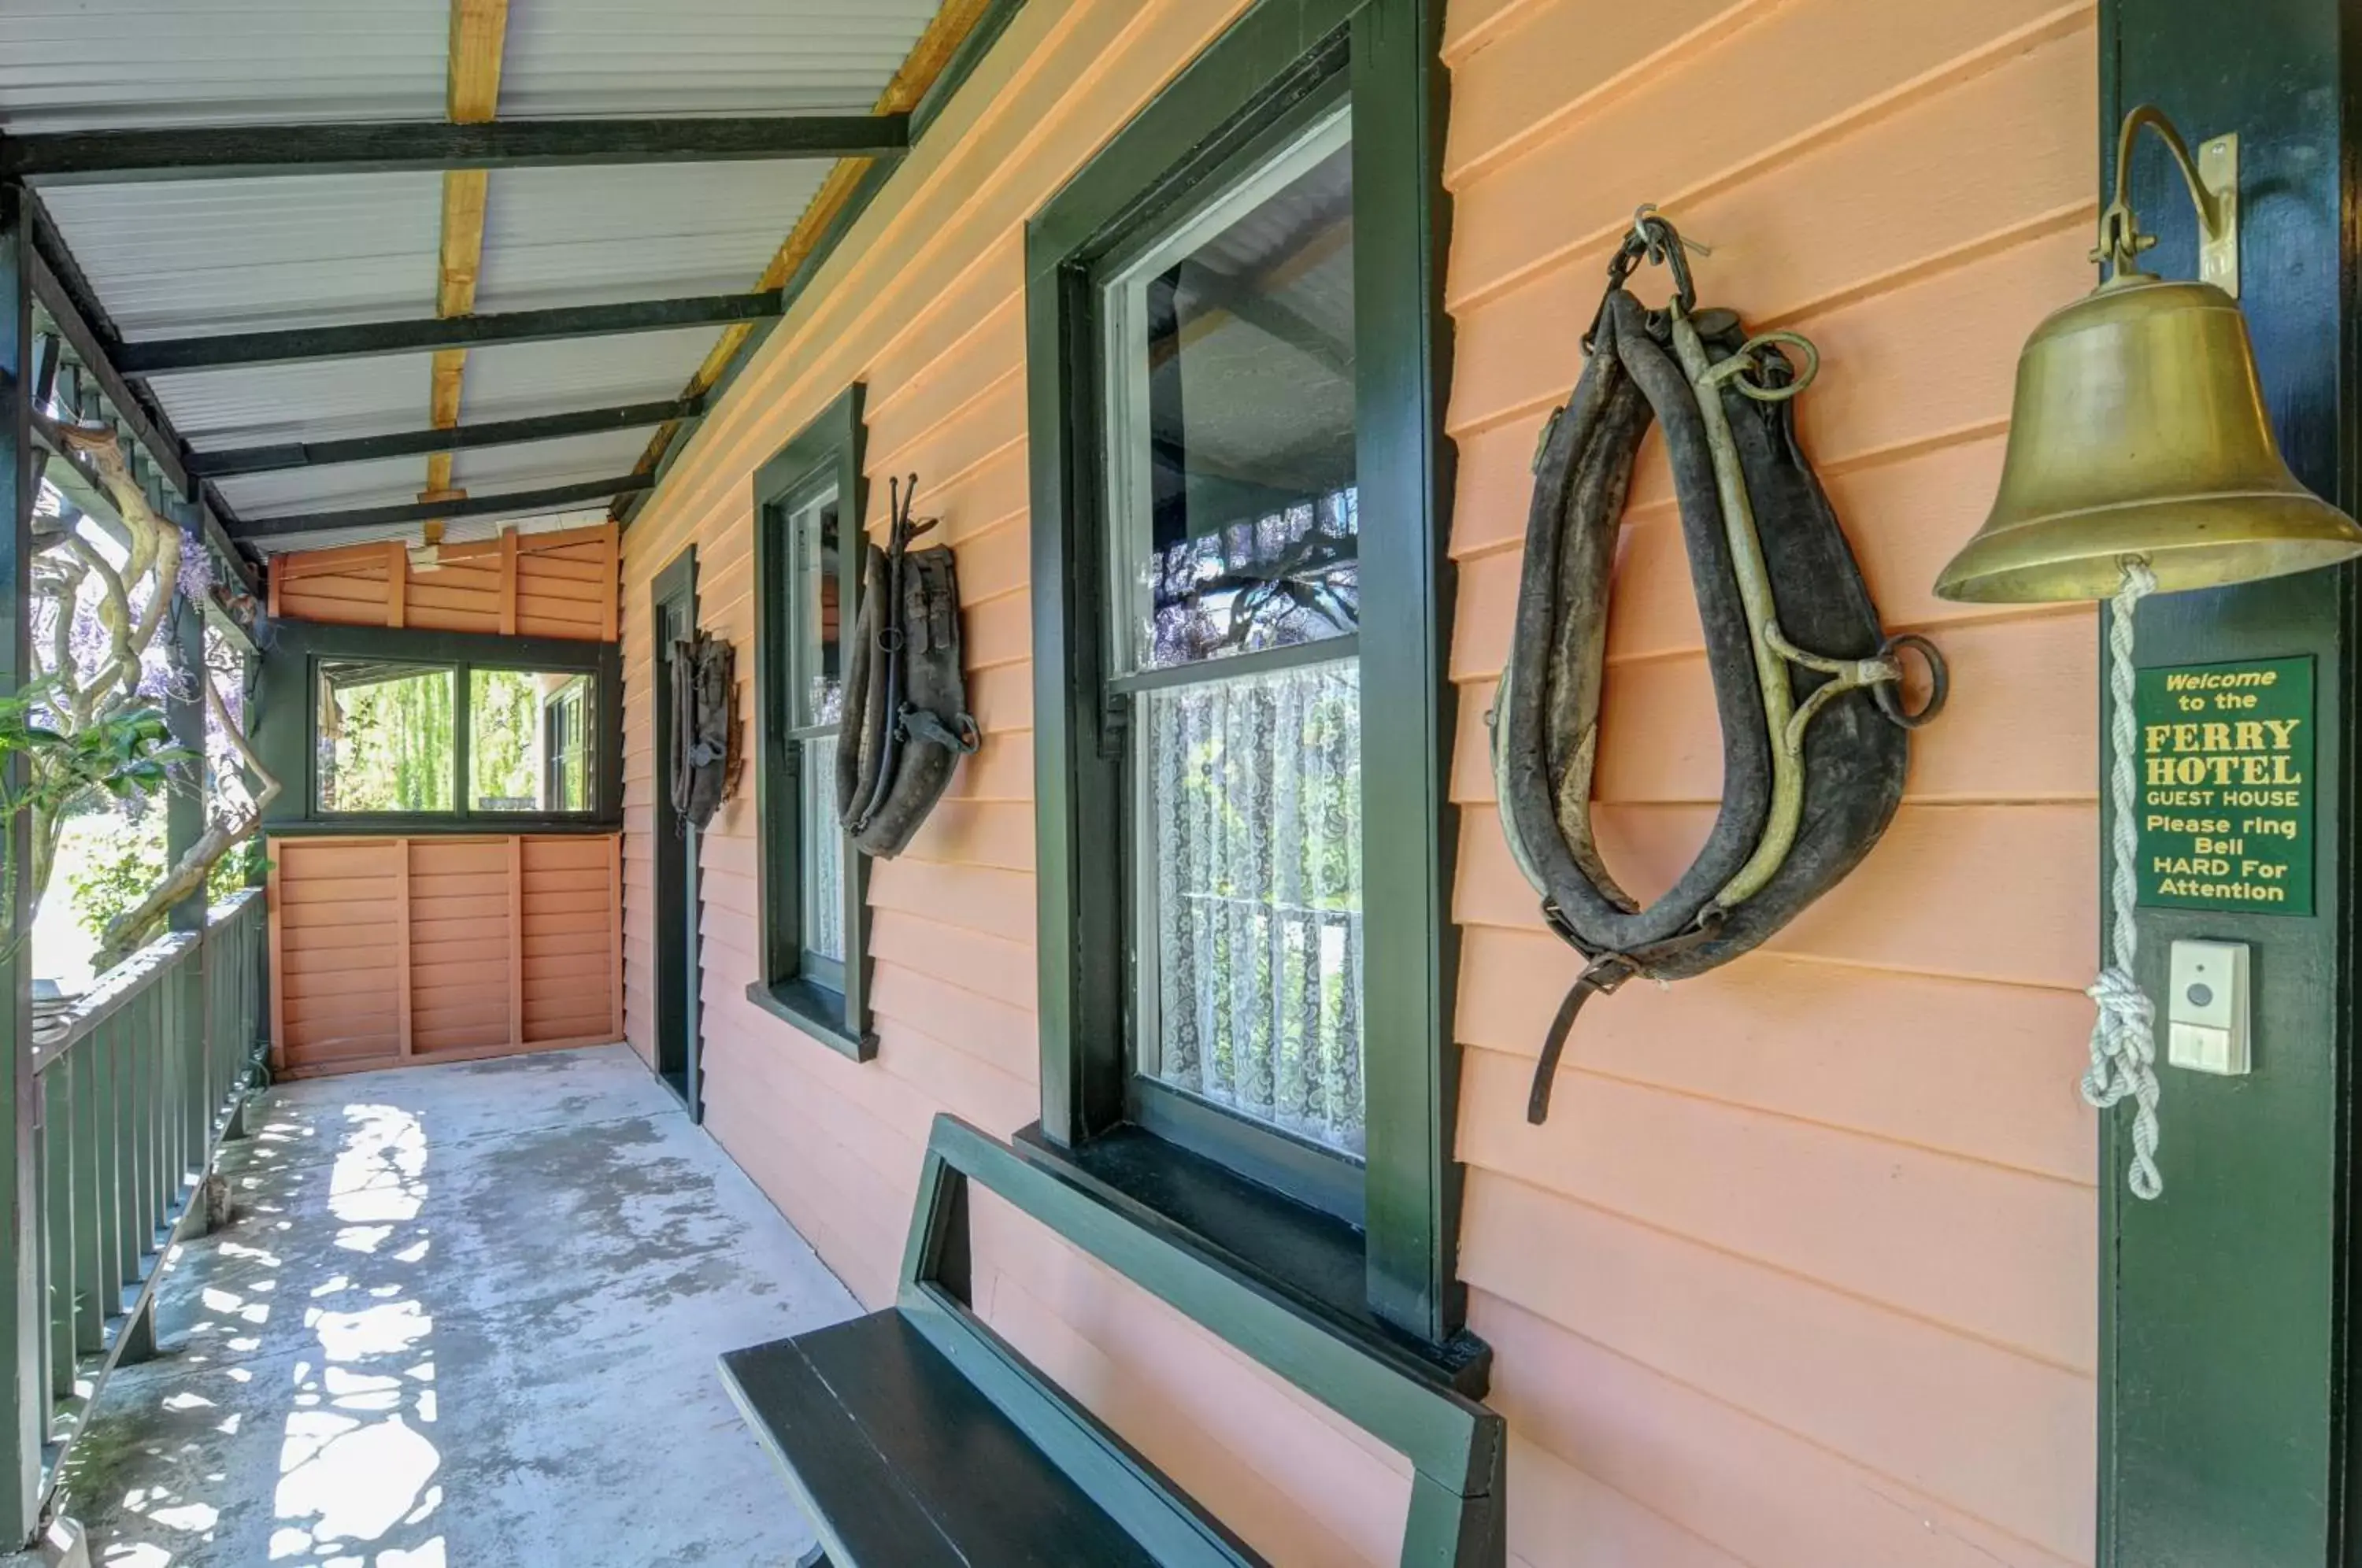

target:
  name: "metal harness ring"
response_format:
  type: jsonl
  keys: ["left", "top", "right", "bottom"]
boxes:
{"left": 1702, "top": 330, "right": 1822, "bottom": 403}
{"left": 1871, "top": 633, "right": 1949, "bottom": 729}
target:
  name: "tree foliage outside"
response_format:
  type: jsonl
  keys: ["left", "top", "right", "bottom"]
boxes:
{"left": 315, "top": 667, "right": 561, "bottom": 814}
{"left": 318, "top": 665, "right": 454, "bottom": 813}
{"left": 64, "top": 808, "right": 254, "bottom": 949}
{"left": 24, "top": 414, "right": 279, "bottom": 975}
{"left": 469, "top": 668, "right": 541, "bottom": 808}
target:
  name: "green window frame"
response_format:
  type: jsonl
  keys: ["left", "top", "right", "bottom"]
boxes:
{"left": 543, "top": 675, "right": 592, "bottom": 813}
{"left": 254, "top": 621, "right": 622, "bottom": 837}
{"left": 750, "top": 383, "right": 876, "bottom": 1063}
{"left": 1027, "top": 0, "right": 1469, "bottom": 1357}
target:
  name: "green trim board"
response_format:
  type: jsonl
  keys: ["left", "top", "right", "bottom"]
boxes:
{"left": 651, "top": 547, "right": 704, "bottom": 1121}
{"left": 2096, "top": 2, "right": 2361, "bottom": 1563}
{"left": 1024, "top": 0, "right": 1468, "bottom": 1348}
{"left": 121, "top": 294, "right": 784, "bottom": 377}
{"left": 716, "top": 1113, "right": 1505, "bottom": 1566}
{"left": 252, "top": 621, "right": 623, "bottom": 837}
{"left": 189, "top": 396, "right": 705, "bottom": 479}
{"left": 748, "top": 383, "right": 875, "bottom": 1063}
{"left": 2, "top": 115, "right": 910, "bottom": 187}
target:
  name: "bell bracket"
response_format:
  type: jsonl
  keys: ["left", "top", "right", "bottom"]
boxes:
{"left": 2096, "top": 105, "right": 2239, "bottom": 298}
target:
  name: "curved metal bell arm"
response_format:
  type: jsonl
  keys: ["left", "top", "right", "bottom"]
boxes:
{"left": 2097, "top": 104, "right": 2233, "bottom": 283}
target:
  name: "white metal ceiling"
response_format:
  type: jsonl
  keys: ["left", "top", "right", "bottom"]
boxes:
{"left": 0, "top": 1, "right": 446, "bottom": 132}
{"left": 498, "top": 0, "right": 939, "bottom": 117}
{"left": 0, "top": 0, "right": 949, "bottom": 553}
{"left": 42, "top": 176, "right": 447, "bottom": 340}
{"left": 474, "top": 162, "right": 835, "bottom": 311}
{"left": 156, "top": 358, "right": 435, "bottom": 455}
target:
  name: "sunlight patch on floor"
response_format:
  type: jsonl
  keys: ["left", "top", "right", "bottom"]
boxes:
{"left": 267, "top": 1103, "right": 443, "bottom": 1566}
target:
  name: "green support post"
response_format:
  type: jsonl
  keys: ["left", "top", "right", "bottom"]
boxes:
{"left": 0, "top": 184, "right": 46, "bottom": 1545}
{"left": 42, "top": 1064, "right": 71, "bottom": 1408}
{"left": 70, "top": 1045, "right": 101, "bottom": 1355}
{"left": 107, "top": 1026, "right": 134, "bottom": 1304}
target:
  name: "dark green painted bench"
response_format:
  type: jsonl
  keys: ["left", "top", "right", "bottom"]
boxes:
{"left": 719, "top": 1115, "right": 1508, "bottom": 1567}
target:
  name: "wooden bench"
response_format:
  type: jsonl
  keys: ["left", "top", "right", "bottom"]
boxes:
{"left": 720, "top": 1115, "right": 1507, "bottom": 1567}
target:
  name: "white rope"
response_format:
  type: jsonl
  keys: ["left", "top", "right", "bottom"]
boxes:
{"left": 2083, "top": 559, "right": 2162, "bottom": 1200}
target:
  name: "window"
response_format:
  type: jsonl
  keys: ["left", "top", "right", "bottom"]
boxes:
{"left": 750, "top": 386, "right": 873, "bottom": 1060}
{"left": 1106, "top": 108, "right": 1367, "bottom": 1156}
{"left": 468, "top": 668, "right": 601, "bottom": 813}
{"left": 1030, "top": 0, "right": 1463, "bottom": 1352}
{"left": 316, "top": 661, "right": 456, "bottom": 814}
{"left": 259, "top": 623, "right": 619, "bottom": 834}
{"left": 545, "top": 676, "right": 591, "bottom": 812}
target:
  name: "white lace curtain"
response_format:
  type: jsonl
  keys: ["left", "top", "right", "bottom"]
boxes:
{"left": 1144, "top": 658, "right": 1364, "bottom": 1153}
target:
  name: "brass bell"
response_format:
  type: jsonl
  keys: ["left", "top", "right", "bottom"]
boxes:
{"left": 1935, "top": 107, "right": 2362, "bottom": 604}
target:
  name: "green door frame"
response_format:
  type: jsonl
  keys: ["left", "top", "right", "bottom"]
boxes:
{"left": 650, "top": 547, "right": 704, "bottom": 1122}
{"left": 2097, "top": 2, "right": 2362, "bottom": 1562}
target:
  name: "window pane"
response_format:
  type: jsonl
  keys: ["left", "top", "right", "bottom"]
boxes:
{"left": 1140, "top": 659, "right": 1363, "bottom": 1153}
{"left": 802, "top": 734, "right": 845, "bottom": 967}
{"left": 552, "top": 682, "right": 590, "bottom": 812}
{"left": 471, "top": 669, "right": 593, "bottom": 812}
{"left": 793, "top": 489, "right": 845, "bottom": 727}
{"left": 1109, "top": 114, "right": 1357, "bottom": 673}
{"left": 317, "top": 662, "right": 454, "bottom": 813}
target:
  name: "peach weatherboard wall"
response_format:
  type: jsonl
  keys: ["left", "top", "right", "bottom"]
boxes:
{"left": 263, "top": 523, "right": 628, "bottom": 1079}
{"left": 616, "top": 1, "right": 2102, "bottom": 1564}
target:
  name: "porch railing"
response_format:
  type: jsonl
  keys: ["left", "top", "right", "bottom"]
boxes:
{"left": 29, "top": 889, "right": 268, "bottom": 1500}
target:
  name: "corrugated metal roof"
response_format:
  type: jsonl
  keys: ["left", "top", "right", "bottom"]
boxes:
{"left": 217, "top": 454, "right": 440, "bottom": 519}
{"left": 159, "top": 357, "right": 435, "bottom": 453}
{"left": 0, "top": 1, "right": 446, "bottom": 133}
{"left": 458, "top": 329, "right": 721, "bottom": 420}
{"left": 42, "top": 175, "right": 444, "bottom": 339}
{"left": 476, "top": 163, "right": 833, "bottom": 310}
{"left": 8, "top": 0, "right": 966, "bottom": 556}
{"left": 498, "top": 1, "right": 939, "bottom": 116}
{"left": 450, "top": 428, "right": 653, "bottom": 492}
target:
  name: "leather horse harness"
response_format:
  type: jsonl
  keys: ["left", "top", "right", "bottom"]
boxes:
{"left": 1493, "top": 214, "right": 1946, "bottom": 1122}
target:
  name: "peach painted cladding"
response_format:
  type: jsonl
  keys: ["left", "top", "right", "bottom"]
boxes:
{"left": 268, "top": 523, "right": 621, "bottom": 639}
{"left": 615, "top": 2, "right": 2102, "bottom": 1566}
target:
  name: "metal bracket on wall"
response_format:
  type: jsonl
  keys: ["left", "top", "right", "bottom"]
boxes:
{"left": 2198, "top": 131, "right": 2239, "bottom": 297}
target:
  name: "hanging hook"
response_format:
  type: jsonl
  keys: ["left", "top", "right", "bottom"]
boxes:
{"left": 1631, "top": 203, "right": 1712, "bottom": 258}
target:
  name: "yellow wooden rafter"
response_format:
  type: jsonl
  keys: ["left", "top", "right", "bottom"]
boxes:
{"left": 424, "top": 0, "right": 510, "bottom": 508}
{"left": 622, "top": 0, "right": 1001, "bottom": 489}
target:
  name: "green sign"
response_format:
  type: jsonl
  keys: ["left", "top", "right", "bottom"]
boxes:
{"left": 2134, "top": 655, "right": 2314, "bottom": 915}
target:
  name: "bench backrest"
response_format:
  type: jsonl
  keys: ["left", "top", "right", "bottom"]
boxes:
{"left": 895, "top": 1115, "right": 1507, "bottom": 1568}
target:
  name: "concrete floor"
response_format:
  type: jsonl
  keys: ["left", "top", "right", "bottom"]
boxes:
{"left": 55, "top": 1045, "right": 861, "bottom": 1566}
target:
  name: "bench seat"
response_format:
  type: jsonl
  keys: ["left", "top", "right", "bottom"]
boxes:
{"left": 722, "top": 1312, "right": 1178, "bottom": 1567}
{"left": 721, "top": 1115, "right": 1505, "bottom": 1568}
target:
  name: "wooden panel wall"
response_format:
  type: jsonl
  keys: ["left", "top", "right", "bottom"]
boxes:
{"left": 268, "top": 521, "right": 620, "bottom": 641}
{"left": 1441, "top": 3, "right": 2101, "bottom": 1565}
{"left": 614, "top": 2, "right": 2103, "bottom": 1565}
{"left": 268, "top": 834, "right": 624, "bottom": 1078}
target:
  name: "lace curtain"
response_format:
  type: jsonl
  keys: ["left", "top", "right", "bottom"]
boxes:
{"left": 1143, "top": 658, "right": 1364, "bottom": 1153}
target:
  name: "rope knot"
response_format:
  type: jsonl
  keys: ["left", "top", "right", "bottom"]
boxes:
{"left": 2081, "top": 967, "right": 2157, "bottom": 1108}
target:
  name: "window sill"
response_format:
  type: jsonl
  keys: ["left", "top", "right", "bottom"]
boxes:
{"left": 745, "top": 979, "right": 876, "bottom": 1063}
{"left": 1011, "top": 1122, "right": 1491, "bottom": 1400}
{"left": 263, "top": 815, "right": 623, "bottom": 838}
